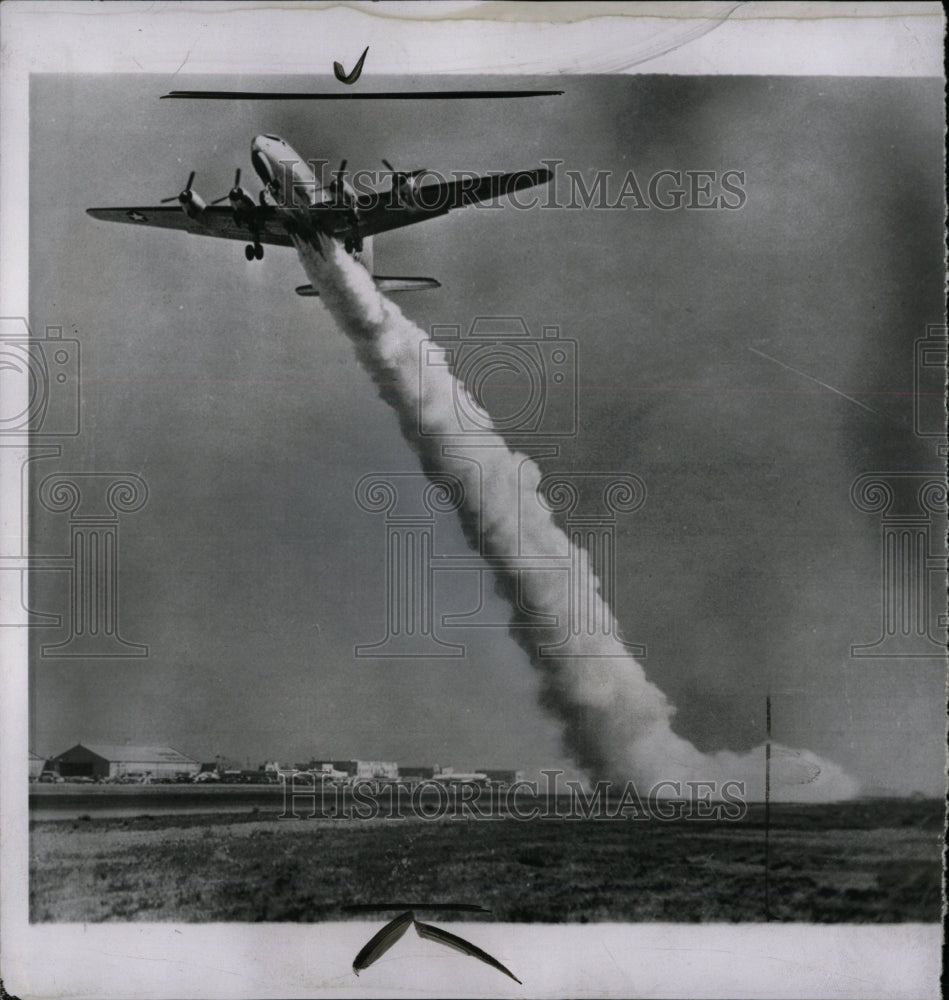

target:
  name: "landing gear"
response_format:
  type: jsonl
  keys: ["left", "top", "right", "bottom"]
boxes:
{"left": 245, "top": 242, "right": 264, "bottom": 261}
{"left": 344, "top": 235, "right": 363, "bottom": 255}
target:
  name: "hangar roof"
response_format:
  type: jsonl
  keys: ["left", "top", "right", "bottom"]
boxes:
{"left": 57, "top": 743, "right": 197, "bottom": 764}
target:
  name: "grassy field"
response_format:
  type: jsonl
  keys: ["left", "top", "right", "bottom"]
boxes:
{"left": 30, "top": 798, "right": 943, "bottom": 923}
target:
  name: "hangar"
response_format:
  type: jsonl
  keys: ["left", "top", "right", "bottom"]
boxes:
{"left": 53, "top": 743, "right": 199, "bottom": 781}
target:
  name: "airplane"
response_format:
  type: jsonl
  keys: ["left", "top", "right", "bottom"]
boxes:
{"left": 87, "top": 134, "right": 553, "bottom": 296}
{"left": 433, "top": 771, "right": 490, "bottom": 786}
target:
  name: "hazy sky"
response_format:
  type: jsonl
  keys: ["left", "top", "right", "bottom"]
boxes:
{"left": 28, "top": 73, "right": 945, "bottom": 792}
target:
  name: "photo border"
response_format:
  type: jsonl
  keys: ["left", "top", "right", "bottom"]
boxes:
{"left": 1, "top": 3, "right": 944, "bottom": 997}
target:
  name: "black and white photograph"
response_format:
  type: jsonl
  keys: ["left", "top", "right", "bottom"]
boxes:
{"left": 1, "top": 3, "right": 945, "bottom": 997}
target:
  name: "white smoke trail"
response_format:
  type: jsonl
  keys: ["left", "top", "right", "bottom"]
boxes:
{"left": 295, "top": 234, "right": 859, "bottom": 802}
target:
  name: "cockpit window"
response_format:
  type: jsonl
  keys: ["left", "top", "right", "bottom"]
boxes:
{"left": 263, "top": 134, "right": 281, "bottom": 142}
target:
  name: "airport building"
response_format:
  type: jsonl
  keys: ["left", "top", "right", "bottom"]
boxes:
{"left": 53, "top": 743, "right": 200, "bottom": 781}
{"left": 39, "top": 744, "right": 524, "bottom": 786}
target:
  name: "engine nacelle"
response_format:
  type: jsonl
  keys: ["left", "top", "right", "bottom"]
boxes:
{"left": 181, "top": 190, "right": 207, "bottom": 220}
{"left": 390, "top": 173, "right": 426, "bottom": 208}
{"left": 381, "top": 162, "right": 429, "bottom": 209}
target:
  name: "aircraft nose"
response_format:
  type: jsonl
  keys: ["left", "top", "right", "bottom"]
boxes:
{"left": 251, "top": 136, "right": 275, "bottom": 186}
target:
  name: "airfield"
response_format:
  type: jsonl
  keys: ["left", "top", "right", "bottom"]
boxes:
{"left": 30, "top": 790, "right": 942, "bottom": 923}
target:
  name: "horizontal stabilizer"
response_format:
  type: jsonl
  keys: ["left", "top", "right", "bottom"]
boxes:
{"left": 374, "top": 276, "right": 441, "bottom": 292}
{"left": 295, "top": 276, "right": 440, "bottom": 297}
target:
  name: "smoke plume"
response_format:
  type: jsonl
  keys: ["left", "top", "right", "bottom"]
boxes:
{"left": 295, "top": 234, "right": 858, "bottom": 802}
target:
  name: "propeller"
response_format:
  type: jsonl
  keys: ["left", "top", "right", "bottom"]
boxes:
{"left": 211, "top": 168, "right": 246, "bottom": 205}
{"left": 160, "top": 171, "right": 198, "bottom": 205}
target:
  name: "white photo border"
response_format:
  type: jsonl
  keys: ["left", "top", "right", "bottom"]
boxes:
{"left": 1, "top": 3, "right": 944, "bottom": 998}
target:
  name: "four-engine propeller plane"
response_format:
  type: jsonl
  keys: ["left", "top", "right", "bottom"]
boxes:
{"left": 87, "top": 134, "right": 553, "bottom": 296}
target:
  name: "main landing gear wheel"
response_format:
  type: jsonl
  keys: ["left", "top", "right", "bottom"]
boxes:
{"left": 254, "top": 243, "right": 264, "bottom": 260}
{"left": 245, "top": 243, "right": 264, "bottom": 261}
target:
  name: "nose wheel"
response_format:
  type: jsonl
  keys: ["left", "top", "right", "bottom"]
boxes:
{"left": 245, "top": 242, "right": 264, "bottom": 261}
{"left": 344, "top": 235, "right": 363, "bottom": 255}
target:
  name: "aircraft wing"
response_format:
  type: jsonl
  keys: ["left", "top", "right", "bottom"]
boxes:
{"left": 85, "top": 205, "right": 295, "bottom": 247}
{"left": 345, "top": 167, "right": 553, "bottom": 239}
{"left": 87, "top": 166, "right": 552, "bottom": 246}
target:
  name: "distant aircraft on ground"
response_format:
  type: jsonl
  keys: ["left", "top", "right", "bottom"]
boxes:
{"left": 87, "top": 134, "right": 552, "bottom": 296}
{"left": 434, "top": 771, "right": 490, "bottom": 786}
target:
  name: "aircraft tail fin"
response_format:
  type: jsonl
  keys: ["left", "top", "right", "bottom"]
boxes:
{"left": 296, "top": 276, "right": 440, "bottom": 297}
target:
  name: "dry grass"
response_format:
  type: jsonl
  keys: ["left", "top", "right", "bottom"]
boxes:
{"left": 30, "top": 799, "right": 943, "bottom": 923}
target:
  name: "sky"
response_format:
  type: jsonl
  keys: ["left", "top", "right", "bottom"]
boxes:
{"left": 27, "top": 73, "right": 946, "bottom": 793}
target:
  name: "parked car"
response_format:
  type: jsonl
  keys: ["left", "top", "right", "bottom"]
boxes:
{"left": 38, "top": 771, "right": 64, "bottom": 783}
